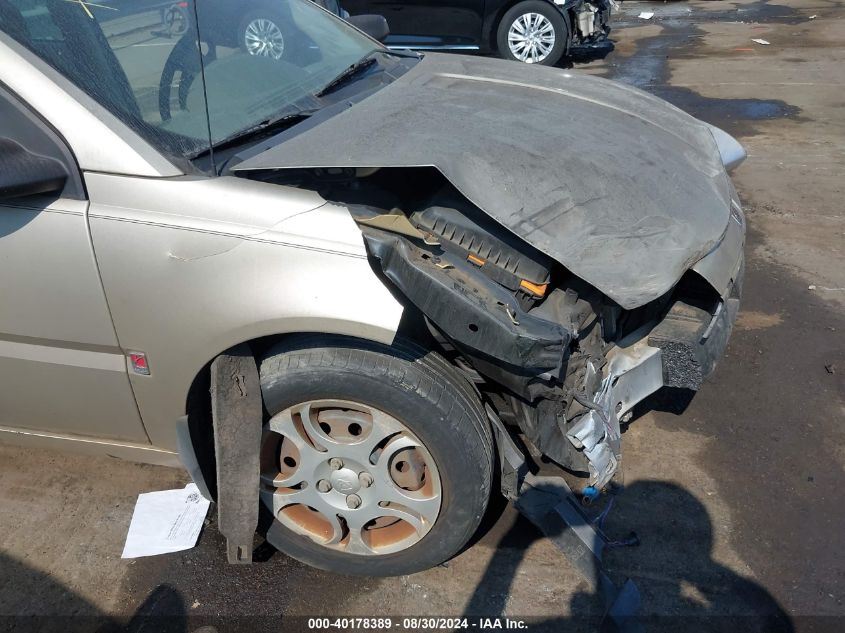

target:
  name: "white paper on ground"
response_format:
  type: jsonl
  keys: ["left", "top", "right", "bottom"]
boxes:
{"left": 121, "top": 483, "right": 210, "bottom": 559}
{"left": 752, "top": 38, "right": 771, "bottom": 45}
{"left": 638, "top": 11, "right": 654, "bottom": 19}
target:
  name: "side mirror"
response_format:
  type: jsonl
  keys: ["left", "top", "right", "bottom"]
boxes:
{"left": 0, "top": 138, "right": 67, "bottom": 201}
{"left": 346, "top": 14, "right": 390, "bottom": 43}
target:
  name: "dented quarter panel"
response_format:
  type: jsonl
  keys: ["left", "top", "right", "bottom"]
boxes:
{"left": 86, "top": 173, "right": 404, "bottom": 450}
{"left": 233, "top": 53, "right": 734, "bottom": 309}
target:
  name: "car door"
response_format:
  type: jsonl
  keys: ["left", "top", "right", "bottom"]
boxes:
{"left": 343, "top": 0, "right": 485, "bottom": 48}
{"left": 0, "top": 82, "right": 148, "bottom": 443}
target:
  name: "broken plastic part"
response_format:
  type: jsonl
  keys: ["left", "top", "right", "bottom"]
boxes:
{"left": 353, "top": 212, "right": 426, "bottom": 239}
{"left": 567, "top": 410, "right": 605, "bottom": 451}
{"left": 514, "top": 473, "right": 642, "bottom": 625}
{"left": 362, "top": 228, "right": 569, "bottom": 395}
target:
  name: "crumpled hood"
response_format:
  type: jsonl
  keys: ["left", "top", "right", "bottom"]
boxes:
{"left": 233, "top": 53, "right": 733, "bottom": 309}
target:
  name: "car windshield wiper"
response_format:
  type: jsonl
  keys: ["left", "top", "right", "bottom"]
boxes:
{"left": 314, "top": 52, "right": 381, "bottom": 98}
{"left": 190, "top": 111, "right": 316, "bottom": 160}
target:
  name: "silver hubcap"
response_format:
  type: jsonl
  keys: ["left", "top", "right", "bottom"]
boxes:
{"left": 508, "top": 12, "right": 556, "bottom": 63}
{"left": 260, "top": 400, "right": 442, "bottom": 556}
{"left": 244, "top": 18, "right": 285, "bottom": 60}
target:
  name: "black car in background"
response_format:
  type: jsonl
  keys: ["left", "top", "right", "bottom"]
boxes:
{"left": 342, "top": 0, "right": 611, "bottom": 65}
{"left": 91, "top": 0, "right": 388, "bottom": 55}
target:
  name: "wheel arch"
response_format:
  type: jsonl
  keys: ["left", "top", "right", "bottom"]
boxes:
{"left": 132, "top": 277, "right": 406, "bottom": 452}
{"left": 183, "top": 322, "right": 402, "bottom": 414}
{"left": 180, "top": 327, "right": 408, "bottom": 500}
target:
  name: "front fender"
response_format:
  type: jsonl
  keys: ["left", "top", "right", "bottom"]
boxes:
{"left": 87, "top": 174, "right": 404, "bottom": 451}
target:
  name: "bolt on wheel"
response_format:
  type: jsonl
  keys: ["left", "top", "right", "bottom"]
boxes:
{"left": 259, "top": 399, "right": 442, "bottom": 556}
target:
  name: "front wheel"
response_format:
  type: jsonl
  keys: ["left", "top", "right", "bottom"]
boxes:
{"left": 258, "top": 335, "right": 494, "bottom": 576}
{"left": 496, "top": 1, "right": 569, "bottom": 66}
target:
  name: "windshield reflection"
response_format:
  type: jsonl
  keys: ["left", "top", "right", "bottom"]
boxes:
{"left": 1, "top": 0, "right": 381, "bottom": 160}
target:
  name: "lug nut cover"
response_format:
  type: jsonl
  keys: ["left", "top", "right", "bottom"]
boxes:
{"left": 346, "top": 494, "right": 362, "bottom": 509}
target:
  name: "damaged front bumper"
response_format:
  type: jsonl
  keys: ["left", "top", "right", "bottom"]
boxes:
{"left": 566, "top": 0, "right": 613, "bottom": 46}
{"left": 573, "top": 203, "right": 746, "bottom": 489}
{"left": 358, "top": 197, "right": 745, "bottom": 493}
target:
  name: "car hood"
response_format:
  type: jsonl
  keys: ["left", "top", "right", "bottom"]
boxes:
{"left": 233, "top": 53, "right": 733, "bottom": 309}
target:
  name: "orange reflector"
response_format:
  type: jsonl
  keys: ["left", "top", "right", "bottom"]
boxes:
{"left": 467, "top": 254, "right": 486, "bottom": 266}
{"left": 519, "top": 279, "right": 549, "bottom": 297}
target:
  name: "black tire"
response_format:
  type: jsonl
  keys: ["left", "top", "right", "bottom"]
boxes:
{"left": 496, "top": 0, "right": 568, "bottom": 66}
{"left": 258, "top": 335, "right": 494, "bottom": 576}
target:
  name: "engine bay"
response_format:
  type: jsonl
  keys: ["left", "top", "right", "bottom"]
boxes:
{"left": 246, "top": 165, "right": 725, "bottom": 491}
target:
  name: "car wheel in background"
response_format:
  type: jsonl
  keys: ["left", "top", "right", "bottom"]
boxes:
{"left": 238, "top": 10, "right": 288, "bottom": 60}
{"left": 162, "top": 3, "right": 189, "bottom": 37}
{"left": 258, "top": 335, "right": 494, "bottom": 576}
{"left": 497, "top": 0, "right": 568, "bottom": 66}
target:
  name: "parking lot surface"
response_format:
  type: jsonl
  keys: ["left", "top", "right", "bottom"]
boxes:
{"left": 1, "top": 1, "right": 843, "bottom": 631}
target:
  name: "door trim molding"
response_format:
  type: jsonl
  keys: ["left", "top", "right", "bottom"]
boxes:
{"left": 0, "top": 339, "right": 126, "bottom": 371}
{"left": 386, "top": 44, "right": 480, "bottom": 50}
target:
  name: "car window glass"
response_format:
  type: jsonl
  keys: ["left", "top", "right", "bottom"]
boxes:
{"left": 193, "top": 0, "right": 376, "bottom": 144}
{"left": 0, "top": 0, "right": 381, "bottom": 165}
{"left": 0, "top": 0, "right": 211, "bottom": 157}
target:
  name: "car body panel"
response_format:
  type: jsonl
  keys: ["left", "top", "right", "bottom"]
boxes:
{"left": 234, "top": 53, "right": 733, "bottom": 309}
{"left": 1, "top": 0, "right": 405, "bottom": 457}
{"left": 85, "top": 173, "right": 404, "bottom": 450}
{"left": 0, "top": 424, "right": 181, "bottom": 466}
{"left": 344, "top": 0, "right": 485, "bottom": 48}
{"left": 691, "top": 192, "right": 745, "bottom": 298}
{"left": 0, "top": 195, "right": 148, "bottom": 441}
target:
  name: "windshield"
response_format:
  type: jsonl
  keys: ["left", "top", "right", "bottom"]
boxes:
{"left": 0, "top": 0, "right": 380, "bottom": 161}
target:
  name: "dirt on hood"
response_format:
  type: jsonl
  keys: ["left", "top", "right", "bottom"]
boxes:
{"left": 233, "top": 53, "right": 733, "bottom": 309}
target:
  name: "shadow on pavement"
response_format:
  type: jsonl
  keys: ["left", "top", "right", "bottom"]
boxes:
{"left": 568, "top": 41, "right": 616, "bottom": 66}
{"left": 0, "top": 553, "right": 187, "bottom": 633}
{"left": 461, "top": 480, "right": 794, "bottom": 633}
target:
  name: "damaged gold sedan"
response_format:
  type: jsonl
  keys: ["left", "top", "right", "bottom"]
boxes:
{"left": 0, "top": 0, "right": 743, "bottom": 576}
